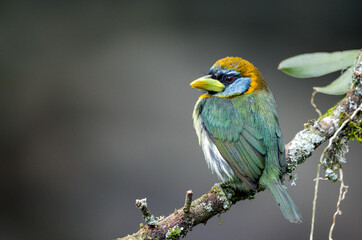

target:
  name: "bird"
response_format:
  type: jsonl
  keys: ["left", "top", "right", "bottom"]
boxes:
{"left": 190, "top": 56, "right": 302, "bottom": 223}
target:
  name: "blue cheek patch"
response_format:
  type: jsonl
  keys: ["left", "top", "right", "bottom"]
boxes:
{"left": 215, "top": 77, "right": 251, "bottom": 97}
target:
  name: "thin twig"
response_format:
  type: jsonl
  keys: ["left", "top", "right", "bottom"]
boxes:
{"left": 310, "top": 162, "right": 321, "bottom": 240}
{"left": 135, "top": 198, "right": 152, "bottom": 219}
{"left": 135, "top": 198, "right": 159, "bottom": 226}
{"left": 313, "top": 177, "right": 329, "bottom": 181}
{"left": 329, "top": 169, "right": 349, "bottom": 240}
{"left": 311, "top": 90, "right": 322, "bottom": 118}
{"left": 183, "top": 190, "right": 193, "bottom": 213}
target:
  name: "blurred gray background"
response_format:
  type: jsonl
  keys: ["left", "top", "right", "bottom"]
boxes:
{"left": 1, "top": 1, "right": 361, "bottom": 240}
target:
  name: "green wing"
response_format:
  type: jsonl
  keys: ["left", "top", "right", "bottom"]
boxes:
{"left": 201, "top": 93, "right": 284, "bottom": 189}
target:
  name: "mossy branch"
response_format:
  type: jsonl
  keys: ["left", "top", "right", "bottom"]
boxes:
{"left": 116, "top": 65, "right": 362, "bottom": 240}
{"left": 285, "top": 82, "right": 362, "bottom": 173}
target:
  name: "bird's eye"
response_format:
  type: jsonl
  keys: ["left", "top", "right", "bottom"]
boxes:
{"left": 226, "top": 75, "right": 234, "bottom": 83}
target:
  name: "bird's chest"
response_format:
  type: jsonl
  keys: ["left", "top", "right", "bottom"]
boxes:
{"left": 197, "top": 116, "right": 236, "bottom": 182}
{"left": 194, "top": 97, "right": 248, "bottom": 181}
{"left": 200, "top": 96, "right": 254, "bottom": 141}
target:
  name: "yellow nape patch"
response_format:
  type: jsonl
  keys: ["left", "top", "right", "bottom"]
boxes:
{"left": 213, "top": 57, "right": 267, "bottom": 94}
{"left": 243, "top": 73, "right": 262, "bottom": 94}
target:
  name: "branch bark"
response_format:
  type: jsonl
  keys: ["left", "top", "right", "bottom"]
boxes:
{"left": 117, "top": 69, "right": 362, "bottom": 240}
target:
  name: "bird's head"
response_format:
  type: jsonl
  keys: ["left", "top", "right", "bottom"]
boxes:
{"left": 190, "top": 57, "right": 267, "bottom": 98}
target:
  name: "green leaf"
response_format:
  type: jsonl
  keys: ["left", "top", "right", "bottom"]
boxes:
{"left": 313, "top": 68, "right": 353, "bottom": 95}
{"left": 278, "top": 49, "right": 359, "bottom": 78}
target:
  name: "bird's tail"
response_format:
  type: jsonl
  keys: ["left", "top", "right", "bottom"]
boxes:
{"left": 267, "top": 181, "right": 302, "bottom": 223}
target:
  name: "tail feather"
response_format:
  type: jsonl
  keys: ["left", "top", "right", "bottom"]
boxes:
{"left": 267, "top": 181, "right": 302, "bottom": 223}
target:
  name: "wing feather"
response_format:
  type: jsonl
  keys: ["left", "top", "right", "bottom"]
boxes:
{"left": 198, "top": 93, "right": 285, "bottom": 190}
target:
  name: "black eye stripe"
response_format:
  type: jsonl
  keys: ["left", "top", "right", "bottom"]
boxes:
{"left": 212, "top": 73, "right": 220, "bottom": 79}
{"left": 210, "top": 69, "right": 240, "bottom": 82}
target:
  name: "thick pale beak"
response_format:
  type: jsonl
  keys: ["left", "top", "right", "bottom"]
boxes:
{"left": 190, "top": 75, "right": 225, "bottom": 92}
